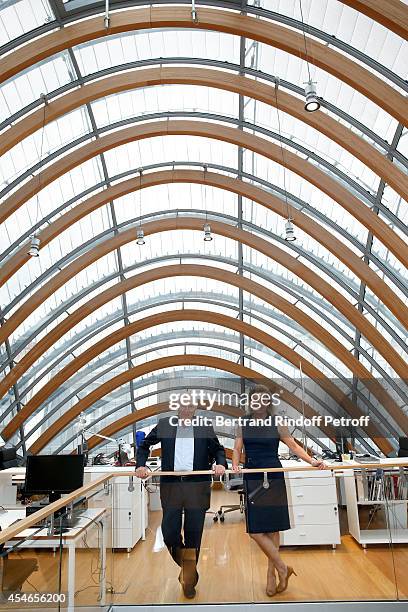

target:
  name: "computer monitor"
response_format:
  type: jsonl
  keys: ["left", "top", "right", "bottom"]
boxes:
{"left": 24, "top": 455, "right": 85, "bottom": 503}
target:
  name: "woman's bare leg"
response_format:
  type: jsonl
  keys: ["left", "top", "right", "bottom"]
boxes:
{"left": 266, "top": 557, "right": 277, "bottom": 594}
{"left": 249, "top": 532, "right": 287, "bottom": 575}
{"left": 269, "top": 531, "right": 280, "bottom": 549}
{"left": 266, "top": 532, "right": 285, "bottom": 586}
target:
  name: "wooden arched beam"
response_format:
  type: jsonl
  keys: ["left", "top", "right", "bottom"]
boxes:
{"left": 84, "top": 401, "right": 338, "bottom": 452}
{"left": 25, "top": 346, "right": 390, "bottom": 456}
{"left": 1, "top": 67, "right": 406, "bottom": 208}
{"left": 2, "top": 170, "right": 407, "bottom": 335}
{"left": 0, "top": 7, "right": 406, "bottom": 126}
{"left": 0, "top": 217, "right": 406, "bottom": 392}
{"left": 1, "top": 307, "right": 380, "bottom": 441}
{"left": 1, "top": 121, "right": 407, "bottom": 273}
{"left": 2, "top": 263, "right": 404, "bottom": 440}
{"left": 338, "top": 0, "right": 408, "bottom": 39}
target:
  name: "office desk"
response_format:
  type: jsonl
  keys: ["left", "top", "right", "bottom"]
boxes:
{"left": 2, "top": 466, "right": 148, "bottom": 551}
{"left": 0, "top": 507, "right": 106, "bottom": 611}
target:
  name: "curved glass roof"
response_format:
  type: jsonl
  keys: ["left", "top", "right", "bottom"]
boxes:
{"left": 0, "top": 0, "right": 407, "bottom": 457}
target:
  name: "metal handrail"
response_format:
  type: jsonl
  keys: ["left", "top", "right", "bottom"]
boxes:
{"left": 1, "top": 460, "right": 407, "bottom": 545}
{"left": 136, "top": 460, "right": 408, "bottom": 479}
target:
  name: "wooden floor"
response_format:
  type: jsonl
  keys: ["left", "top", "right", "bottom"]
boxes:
{"left": 3, "top": 490, "right": 408, "bottom": 608}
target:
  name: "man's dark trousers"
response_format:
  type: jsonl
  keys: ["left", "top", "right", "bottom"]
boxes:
{"left": 160, "top": 478, "right": 210, "bottom": 565}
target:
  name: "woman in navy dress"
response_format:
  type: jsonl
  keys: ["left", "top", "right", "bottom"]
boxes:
{"left": 232, "top": 385, "right": 326, "bottom": 597}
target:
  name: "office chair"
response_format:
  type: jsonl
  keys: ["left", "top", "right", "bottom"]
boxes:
{"left": 213, "top": 475, "right": 245, "bottom": 523}
{"left": 0, "top": 447, "right": 18, "bottom": 471}
{"left": 0, "top": 528, "right": 38, "bottom": 599}
{"left": 398, "top": 437, "right": 408, "bottom": 458}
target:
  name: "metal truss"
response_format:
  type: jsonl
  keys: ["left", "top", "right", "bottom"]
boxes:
{"left": 2, "top": 243, "right": 408, "bottom": 415}
{"left": 3, "top": 110, "right": 405, "bottom": 240}
{"left": 45, "top": 0, "right": 140, "bottom": 446}
{"left": 0, "top": 292, "right": 300, "bottom": 399}
{"left": 2, "top": 207, "right": 407, "bottom": 373}
{"left": 20, "top": 337, "right": 342, "bottom": 449}
{"left": 1, "top": 0, "right": 406, "bottom": 456}
{"left": 51, "top": 377, "right": 364, "bottom": 458}
{"left": 8, "top": 299, "right": 385, "bottom": 432}
{"left": 351, "top": 123, "right": 407, "bottom": 411}
{"left": 1, "top": 57, "right": 406, "bottom": 175}
{"left": 8, "top": 297, "right": 402, "bottom": 450}
{"left": 8, "top": 276, "right": 406, "bottom": 412}
{"left": 31, "top": 352, "right": 381, "bottom": 457}
{"left": 3, "top": 160, "right": 406, "bottom": 303}
{"left": 1, "top": 0, "right": 406, "bottom": 96}
{"left": 2, "top": 300, "right": 350, "bottom": 425}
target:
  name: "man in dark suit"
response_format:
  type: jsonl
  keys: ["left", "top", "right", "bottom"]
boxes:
{"left": 135, "top": 404, "right": 227, "bottom": 598}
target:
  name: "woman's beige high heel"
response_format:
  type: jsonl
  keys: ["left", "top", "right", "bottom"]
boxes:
{"left": 277, "top": 566, "right": 297, "bottom": 593}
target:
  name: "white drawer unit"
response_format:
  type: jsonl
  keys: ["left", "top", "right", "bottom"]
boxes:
{"left": 282, "top": 524, "right": 340, "bottom": 546}
{"left": 286, "top": 470, "right": 332, "bottom": 482}
{"left": 286, "top": 484, "right": 338, "bottom": 506}
{"left": 288, "top": 504, "right": 338, "bottom": 526}
{"left": 84, "top": 467, "right": 148, "bottom": 551}
{"left": 281, "top": 463, "right": 340, "bottom": 547}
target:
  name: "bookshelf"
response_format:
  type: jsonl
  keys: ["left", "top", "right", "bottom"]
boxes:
{"left": 343, "top": 466, "right": 408, "bottom": 547}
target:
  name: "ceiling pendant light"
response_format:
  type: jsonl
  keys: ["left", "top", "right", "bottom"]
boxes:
{"left": 136, "top": 169, "right": 145, "bottom": 246}
{"left": 304, "top": 80, "right": 320, "bottom": 113}
{"left": 29, "top": 93, "right": 48, "bottom": 259}
{"left": 202, "top": 165, "right": 212, "bottom": 242}
{"left": 298, "top": 0, "right": 320, "bottom": 113}
{"left": 203, "top": 223, "right": 213, "bottom": 242}
{"left": 28, "top": 234, "right": 41, "bottom": 257}
{"left": 191, "top": 0, "right": 198, "bottom": 23}
{"left": 104, "top": 0, "right": 110, "bottom": 29}
{"left": 136, "top": 228, "right": 145, "bottom": 246}
{"left": 284, "top": 219, "right": 296, "bottom": 242}
{"left": 274, "top": 81, "right": 297, "bottom": 243}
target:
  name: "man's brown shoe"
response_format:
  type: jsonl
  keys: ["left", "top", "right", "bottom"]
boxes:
{"left": 180, "top": 548, "right": 198, "bottom": 598}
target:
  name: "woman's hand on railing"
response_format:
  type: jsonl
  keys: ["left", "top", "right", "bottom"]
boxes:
{"left": 311, "top": 458, "right": 327, "bottom": 470}
{"left": 212, "top": 464, "right": 226, "bottom": 476}
{"left": 231, "top": 464, "right": 242, "bottom": 472}
{"left": 135, "top": 466, "right": 151, "bottom": 479}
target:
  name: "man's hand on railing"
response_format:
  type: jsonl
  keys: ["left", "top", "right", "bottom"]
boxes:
{"left": 135, "top": 466, "right": 151, "bottom": 479}
{"left": 212, "top": 464, "right": 226, "bottom": 476}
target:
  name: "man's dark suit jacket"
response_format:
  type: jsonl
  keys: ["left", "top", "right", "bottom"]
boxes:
{"left": 136, "top": 416, "right": 227, "bottom": 483}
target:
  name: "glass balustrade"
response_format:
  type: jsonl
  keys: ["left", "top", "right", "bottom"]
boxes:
{"left": 0, "top": 473, "right": 114, "bottom": 611}
{"left": 1, "top": 461, "right": 407, "bottom": 608}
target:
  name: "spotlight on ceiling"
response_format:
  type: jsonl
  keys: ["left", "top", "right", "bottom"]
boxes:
{"left": 284, "top": 219, "right": 296, "bottom": 242}
{"left": 304, "top": 80, "right": 320, "bottom": 112}
{"left": 136, "top": 228, "right": 145, "bottom": 246}
{"left": 28, "top": 235, "right": 40, "bottom": 257}
{"left": 203, "top": 223, "right": 213, "bottom": 242}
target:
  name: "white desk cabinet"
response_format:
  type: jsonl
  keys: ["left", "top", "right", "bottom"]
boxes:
{"left": 84, "top": 467, "right": 148, "bottom": 552}
{"left": 281, "top": 463, "right": 340, "bottom": 547}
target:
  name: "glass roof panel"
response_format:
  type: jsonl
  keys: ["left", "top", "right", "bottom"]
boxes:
{"left": 261, "top": 0, "right": 408, "bottom": 78}
{"left": 73, "top": 30, "right": 240, "bottom": 74}
{"left": 0, "top": 0, "right": 53, "bottom": 47}
{"left": 255, "top": 41, "right": 399, "bottom": 141}
{"left": 0, "top": 106, "right": 93, "bottom": 191}
{"left": 0, "top": 50, "right": 76, "bottom": 123}
{"left": 1, "top": 0, "right": 407, "bottom": 452}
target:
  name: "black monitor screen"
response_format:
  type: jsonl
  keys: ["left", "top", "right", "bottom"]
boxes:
{"left": 25, "top": 455, "right": 85, "bottom": 495}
